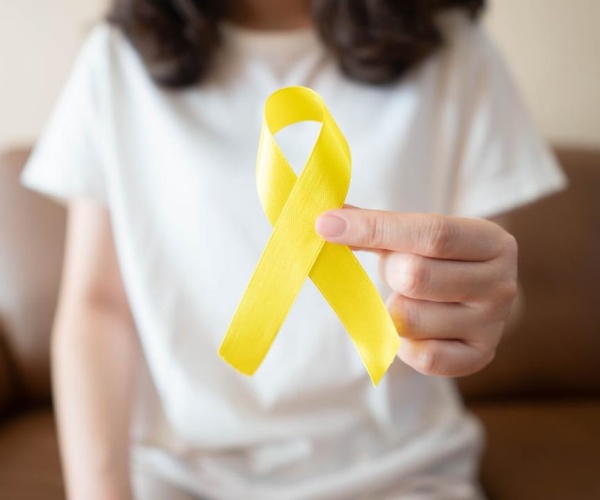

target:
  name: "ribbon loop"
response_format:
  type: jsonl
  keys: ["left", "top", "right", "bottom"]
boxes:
{"left": 219, "top": 87, "right": 400, "bottom": 385}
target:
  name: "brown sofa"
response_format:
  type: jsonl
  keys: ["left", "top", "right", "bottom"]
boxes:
{"left": 0, "top": 147, "right": 599, "bottom": 499}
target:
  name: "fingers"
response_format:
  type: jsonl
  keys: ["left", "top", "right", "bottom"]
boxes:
{"left": 397, "top": 337, "right": 499, "bottom": 378}
{"left": 313, "top": 207, "right": 518, "bottom": 377}
{"left": 316, "top": 209, "right": 515, "bottom": 261}
{"left": 389, "top": 295, "right": 472, "bottom": 340}
{"left": 388, "top": 293, "right": 505, "bottom": 376}
{"left": 387, "top": 294, "right": 504, "bottom": 343}
{"left": 380, "top": 252, "right": 515, "bottom": 305}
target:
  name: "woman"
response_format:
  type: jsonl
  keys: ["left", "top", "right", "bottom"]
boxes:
{"left": 22, "top": 0, "right": 565, "bottom": 498}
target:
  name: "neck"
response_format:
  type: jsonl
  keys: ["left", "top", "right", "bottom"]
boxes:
{"left": 229, "top": 0, "right": 312, "bottom": 30}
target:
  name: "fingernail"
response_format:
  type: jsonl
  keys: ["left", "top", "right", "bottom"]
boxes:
{"left": 315, "top": 214, "right": 348, "bottom": 238}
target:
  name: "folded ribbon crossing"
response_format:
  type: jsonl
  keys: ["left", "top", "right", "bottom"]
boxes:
{"left": 219, "top": 87, "right": 400, "bottom": 385}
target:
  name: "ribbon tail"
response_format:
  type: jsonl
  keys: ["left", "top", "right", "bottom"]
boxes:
{"left": 219, "top": 230, "right": 325, "bottom": 375}
{"left": 309, "top": 242, "right": 401, "bottom": 385}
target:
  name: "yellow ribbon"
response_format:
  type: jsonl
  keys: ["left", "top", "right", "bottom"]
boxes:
{"left": 219, "top": 86, "right": 400, "bottom": 386}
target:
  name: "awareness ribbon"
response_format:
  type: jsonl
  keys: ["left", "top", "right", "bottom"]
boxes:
{"left": 218, "top": 86, "right": 400, "bottom": 386}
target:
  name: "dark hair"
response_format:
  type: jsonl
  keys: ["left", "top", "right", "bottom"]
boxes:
{"left": 108, "top": 0, "right": 485, "bottom": 89}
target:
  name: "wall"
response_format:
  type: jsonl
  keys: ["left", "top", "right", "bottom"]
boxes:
{"left": 0, "top": 0, "right": 599, "bottom": 151}
{"left": 0, "top": 0, "right": 108, "bottom": 152}
{"left": 485, "top": 0, "right": 600, "bottom": 148}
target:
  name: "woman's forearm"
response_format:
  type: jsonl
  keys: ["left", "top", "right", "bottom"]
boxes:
{"left": 52, "top": 300, "right": 139, "bottom": 500}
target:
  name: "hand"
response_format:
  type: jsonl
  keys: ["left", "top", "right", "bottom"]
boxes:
{"left": 315, "top": 208, "right": 518, "bottom": 377}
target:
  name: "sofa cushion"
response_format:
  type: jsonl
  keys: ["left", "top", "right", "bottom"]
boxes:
{"left": 472, "top": 401, "right": 600, "bottom": 500}
{"left": 0, "top": 409, "right": 64, "bottom": 499}
{"left": 0, "top": 319, "right": 15, "bottom": 416}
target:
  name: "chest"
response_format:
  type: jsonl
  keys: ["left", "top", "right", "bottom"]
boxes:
{"left": 107, "top": 82, "right": 445, "bottom": 305}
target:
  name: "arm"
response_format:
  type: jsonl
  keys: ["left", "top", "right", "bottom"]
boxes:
{"left": 53, "top": 199, "right": 138, "bottom": 500}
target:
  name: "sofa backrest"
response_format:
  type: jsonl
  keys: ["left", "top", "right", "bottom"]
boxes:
{"left": 0, "top": 147, "right": 598, "bottom": 406}
{"left": 459, "top": 148, "right": 600, "bottom": 402}
{"left": 0, "top": 149, "right": 66, "bottom": 405}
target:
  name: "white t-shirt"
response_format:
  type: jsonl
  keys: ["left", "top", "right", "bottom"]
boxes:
{"left": 22, "top": 12, "right": 565, "bottom": 500}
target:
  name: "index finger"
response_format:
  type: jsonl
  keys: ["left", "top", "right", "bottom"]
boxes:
{"left": 315, "top": 208, "right": 510, "bottom": 261}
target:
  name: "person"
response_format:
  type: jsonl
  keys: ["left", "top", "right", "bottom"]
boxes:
{"left": 21, "top": 1, "right": 566, "bottom": 499}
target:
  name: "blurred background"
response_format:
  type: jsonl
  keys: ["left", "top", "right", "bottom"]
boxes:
{"left": 1, "top": 0, "right": 599, "bottom": 151}
{"left": 0, "top": 1, "right": 599, "bottom": 500}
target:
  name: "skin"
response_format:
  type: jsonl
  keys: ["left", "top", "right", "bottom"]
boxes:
{"left": 315, "top": 210, "right": 518, "bottom": 378}
{"left": 54, "top": 201, "right": 138, "bottom": 500}
{"left": 54, "top": 1, "right": 518, "bottom": 498}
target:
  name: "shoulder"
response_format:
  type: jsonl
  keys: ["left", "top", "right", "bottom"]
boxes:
{"left": 80, "top": 22, "right": 139, "bottom": 57}
{"left": 76, "top": 23, "right": 124, "bottom": 64}
{"left": 410, "top": 8, "right": 520, "bottom": 124}
{"left": 73, "top": 22, "right": 150, "bottom": 87}
{"left": 435, "top": 10, "right": 507, "bottom": 87}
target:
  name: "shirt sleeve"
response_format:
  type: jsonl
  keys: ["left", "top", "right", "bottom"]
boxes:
{"left": 20, "top": 25, "right": 111, "bottom": 205}
{"left": 444, "top": 20, "right": 567, "bottom": 219}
